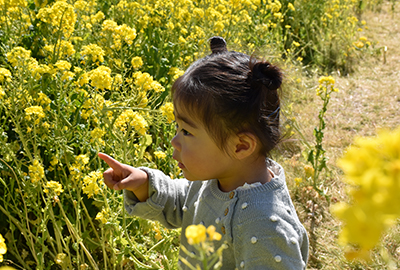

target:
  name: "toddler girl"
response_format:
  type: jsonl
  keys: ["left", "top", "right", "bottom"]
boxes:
{"left": 99, "top": 36, "right": 309, "bottom": 269}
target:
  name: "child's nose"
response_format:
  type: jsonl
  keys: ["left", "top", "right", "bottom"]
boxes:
{"left": 171, "top": 134, "right": 180, "bottom": 151}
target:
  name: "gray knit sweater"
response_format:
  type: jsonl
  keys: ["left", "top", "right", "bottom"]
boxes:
{"left": 124, "top": 160, "right": 309, "bottom": 269}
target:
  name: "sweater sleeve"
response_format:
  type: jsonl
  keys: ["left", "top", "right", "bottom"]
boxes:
{"left": 123, "top": 167, "right": 189, "bottom": 229}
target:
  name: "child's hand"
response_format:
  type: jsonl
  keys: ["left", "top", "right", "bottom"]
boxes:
{"left": 98, "top": 152, "right": 149, "bottom": 202}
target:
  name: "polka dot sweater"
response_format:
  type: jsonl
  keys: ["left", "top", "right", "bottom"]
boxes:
{"left": 124, "top": 160, "right": 309, "bottom": 269}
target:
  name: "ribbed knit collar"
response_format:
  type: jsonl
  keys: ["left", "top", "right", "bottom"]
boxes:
{"left": 208, "top": 160, "right": 286, "bottom": 201}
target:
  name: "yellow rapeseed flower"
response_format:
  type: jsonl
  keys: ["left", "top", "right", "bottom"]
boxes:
{"left": 0, "top": 87, "right": 5, "bottom": 99}
{"left": 0, "top": 68, "right": 11, "bottom": 82}
{"left": 6, "top": 46, "right": 31, "bottom": 67}
{"left": 186, "top": 224, "right": 207, "bottom": 245}
{"left": 133, "top": 71, "right": 164, "bottom": 93}
{"left": 88, "top": 66, "right": 112, "bottom": 90}
{"left": 54, "top": 60, "right": 71, "bottom": 71}
{"left": 29, "top": 159, "right": 45, "bottom": 183}
{"left": 81, "top": 44, "right": 105, "bottom": 63}
{"left": 131, "top": 56, "right": 143, "bottom": 69}
{"left": 96, "top": 208, "right": 110, "bottom": 224}
{"left": 160, "top": 102, "right": 175, "bottom": 123}
{"left": 304, "top": 165, "right": 315, "bottom": 179}
{"left": 114, "top": 109, "right": 148, "bottom": 135}
{"left": 82, "top": 171, "right": 103, "bottom": 198}
{"left": 25, "top": 106, "right": 45, "bottom": 121}
{"left": 44, "top": 181, "right": 64, "bottom": 195}
{"left": 206, "top": 225, "right": 222, "bottom": 241}
{"left": 154, "top": 151, "right": 167, "bottom": 159}
{"left": 0, "top": 233, "right": 6, "bottom": 263}
{"left": 331, "top": 126, "right": 400, "bottom": 260}
{"left": 37, "top": 1, "right": 76, "bottom": 37}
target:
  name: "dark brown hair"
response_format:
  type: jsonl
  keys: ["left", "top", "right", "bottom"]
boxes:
{"left": 172, "top": 37, "right": 283, "bottom": 157}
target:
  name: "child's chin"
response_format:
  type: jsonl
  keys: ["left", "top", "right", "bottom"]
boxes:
{"left": 183, "top": 172, "right": 205, "bottom": 181}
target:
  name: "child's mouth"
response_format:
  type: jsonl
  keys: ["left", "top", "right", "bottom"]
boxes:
{"left": 178, "top": 162, "right": 185, "bottom": 169}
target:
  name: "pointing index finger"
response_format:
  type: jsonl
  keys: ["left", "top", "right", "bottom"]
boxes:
{"left": 98, "top": 152, "right": 124, "bottom": 170}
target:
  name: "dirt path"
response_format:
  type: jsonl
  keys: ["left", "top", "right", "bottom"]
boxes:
{"left": 326, "top": 2, "right": 400, "bottom": 161}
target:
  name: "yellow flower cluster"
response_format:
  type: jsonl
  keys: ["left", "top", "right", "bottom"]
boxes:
{"left": 82, "top": 171, "right": 103, "bottom": 198}
{"left": 331, "top": 126, "right": 400, "bottom": 260}
{"left": 160, "top": 102, "right": 175, "bottom": 123}
{"left": 131, "top": 56, "right": 143, "bottom": 69}
{"left": 0, "top": 67, "right": 11, "bottom": 82}
{"left": 0, "top": 233, "right": 6, "bottom": 263}
{"left": 90, "top": 127, "right": 106, "bottom": 145}
{"left": 80, "top": 44, "right": 105, "bottom": 64}
{"left": 101, "top": 20, "right": 137, "bottom": 50}
{"left": 133, "top": 71, "right": 164, "bottom": 93}
{"left": 44, "top": 40, "right": 76, "bottom": 59}
{"left": 95, "top": 207, "right": 110, "bottom": 224}
{"left": 69, "top": 154, "right": 89, "bottom": 177}
{"left": 185, "top": 224, "right": 222, "bottom": 245}
{"left": 25, "top": 106, "right": 45, "bottom": 123}
{"left": 6, "top": 46, "right": 32, "bottom": 67}
{"left": 81, "top": 94, "right": 105, "bottom": 122}
{"left": 114, "top": 109, "right": 148, "bottom": 135}
{"left": 154, "top": 151, "right": 167, "bottom": 159}
{"left": 168, "top": 67, "right": 184, "bottom": 81}
{"left": 88, "top": 66, "right": 112, "bottom": 90}
{"left": 36, "top": 1, "right": 76, "bottom": 38}
{"left": 44, "top": 180, "right": 64, "bottom": 196}
{"left": 29, "top": 159, "right": 45, "bottom": 183}
{"left": 316, "top": 76, "right": 338, "bottom": 96}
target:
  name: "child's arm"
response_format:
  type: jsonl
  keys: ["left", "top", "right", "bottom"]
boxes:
{"left": 98, "top": 152, "right": 149, "bottom": 202}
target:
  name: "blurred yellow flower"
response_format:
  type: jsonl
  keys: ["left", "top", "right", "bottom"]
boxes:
{"left": 154, "top": 151, "right": 167, "bottom": 159}
{"left": 133, "top": 71, "right": 164, "bottom": 93}
{"left": 0, "top": 68, "right": 11, "bottom": 82}
{"left": 0, "top": 87, "right": 5, "bottom": 99}
{"left": 82, "top": 171, "right": 103, "bottom": 198}
{"left": 160, "top": 102, "right": 175, "bottom": 123}
{"left": 186, "top": 224, "right": 207, "bottom": 245}
{"left": 29, "top": 159, "right": 45, "bottom": 183}
{"left": 54, "top": 253, "right": 67, "bottom": 265}
{"left": 353, "top": 41, "right": 364, "bottom": 49}
{"left": 131, "top": 56, "right": 143, "bottom": 69}
{"left": 96, "top": 208, "right": 110, "bottom": 224}
{"left": 0, "top": 233, "right": 6, "bottom": 263}
{"left": 206, "top": 225, "right": 222, "bottom": 241}
{"left": 304, "top": 165, "right": 315, "bottom": 179}
{"left": 44, "top": 181, "right": 64, "bottom": 196}
{"left": 168, "top": 67, "right": 184, "bottom": 81}
{"left": 69, "top": 154, "right": 90, "bottom": 177}
{"left": 6, "top": 46, "right": 31, "bottom": 67}
{"left": 294, "top": 177, "right": 303, "bottom": 186}
{"left": 54, "top": 60, "right": 71, "bottom": 71}
{"left": 332, "top": 126, "right": 400, "bottom": 260}
{"left": 25, "top": 106, "right": 45, "bottom": 121}
{"left": 80, "top": 44, "right": 105, "bottom": 63}
{"left": 90, "top": 127, "right": 106, "bottom": 145}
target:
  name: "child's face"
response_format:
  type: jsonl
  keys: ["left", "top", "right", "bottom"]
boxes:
{"left": 171, "top": 107, "right": 236, "bottom": 182}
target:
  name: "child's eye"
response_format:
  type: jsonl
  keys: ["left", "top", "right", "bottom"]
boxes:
{"left": 174, "top": 123, "right": 191, "bottom": 136}
{"left": 182, "top": 129, "right": 191, "bottom": 136}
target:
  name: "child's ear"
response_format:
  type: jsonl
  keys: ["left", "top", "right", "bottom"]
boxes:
{"left": 232, "top": 132, "right": 258, "bottom": 160}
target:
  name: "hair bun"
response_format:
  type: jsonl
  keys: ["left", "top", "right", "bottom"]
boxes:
{"left": 209, "top": 36, "right": 228, "bottom": 54}
{"left": 251, "top": 61, "right": 282, "bottom": 91}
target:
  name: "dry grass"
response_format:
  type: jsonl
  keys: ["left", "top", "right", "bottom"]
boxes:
{"left": 285, "top": 1, "right": 400, "bottom": 269}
